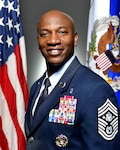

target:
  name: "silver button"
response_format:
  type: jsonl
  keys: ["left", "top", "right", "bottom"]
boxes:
{"left": 27, "top": 136, "right": 34, "bottom": 143}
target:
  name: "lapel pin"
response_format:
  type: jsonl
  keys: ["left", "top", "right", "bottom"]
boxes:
{"left": 69, "top": 88, "right": 74, "bottom": 94}
{"left": 59, "top": 82, "right": 66, "bottom": 88}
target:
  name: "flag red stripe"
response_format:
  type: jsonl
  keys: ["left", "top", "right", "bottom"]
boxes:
{"left": 0, "top": 64, "right": 26, "bottom": 150}
{"left": 96, "top": 53, "right": 112, "bottom": 71}
{"left": 14, "top": 44, "right": 28, "bottom": 110}
{"left": 97, "top": 60, "right": 112, "bottom": 68}
{"left": 0, "top": 117, "right": 9, "bottom": 150}
{"left": 97, "top": 57, "right": 111, "bottom": 66}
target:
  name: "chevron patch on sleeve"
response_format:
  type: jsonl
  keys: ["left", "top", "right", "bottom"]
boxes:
{"left": 98, "top": 99, "right": 118, "bottom": 140}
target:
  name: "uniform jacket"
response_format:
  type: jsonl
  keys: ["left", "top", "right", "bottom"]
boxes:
{"left": 25, "top": 57, "right": 120, "bottom": 150}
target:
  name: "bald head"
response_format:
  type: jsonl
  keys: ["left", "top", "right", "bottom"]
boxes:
{"left": 37, "top": 9, "right": 78, "bottom": 75}
{"left": 37, "top": 10, "right": 75, "bottom": 33}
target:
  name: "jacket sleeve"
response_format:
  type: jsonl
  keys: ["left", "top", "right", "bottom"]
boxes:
{"left": 79, "top": 81, "right": 120, "bottom": 150}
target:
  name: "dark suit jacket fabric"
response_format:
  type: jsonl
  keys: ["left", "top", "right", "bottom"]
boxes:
{"left": 25, "top": 57, "right": 120, "bottom": 150}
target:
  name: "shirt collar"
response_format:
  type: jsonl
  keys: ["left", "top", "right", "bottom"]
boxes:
{"left": 45, "top": 55, "right": 75, "bottom": 91}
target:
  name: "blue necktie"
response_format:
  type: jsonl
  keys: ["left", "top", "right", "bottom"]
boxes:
{"left": 34, "top": 78, "right": 51, "bottom": 115}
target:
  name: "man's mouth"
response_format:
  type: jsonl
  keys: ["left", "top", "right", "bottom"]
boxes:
{"left": 47, "top": 49, "right": 63, "bottom": 56}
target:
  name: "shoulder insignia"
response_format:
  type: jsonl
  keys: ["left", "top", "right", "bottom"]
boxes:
{"left": 98, "top": 99, "right": 118, "bottom": 140}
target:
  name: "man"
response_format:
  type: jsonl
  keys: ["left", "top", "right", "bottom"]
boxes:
{"left": 25, "top": 10, "right": 120, "bottom": 150}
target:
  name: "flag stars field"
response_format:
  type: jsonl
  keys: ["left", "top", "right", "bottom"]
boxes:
{"left": 7, "top": 1, "right": 15, "bottom": 13}
{"left": 6, "top": 18, "right": 13, "bottom": 30}
{"left": 6, "top": 35, "right": 13, "bottom": 48}
{"left": 0, "top": 18, "right": 4, "bottom": 26}
{"left": 0, "top": 0, "right": 4, "bottom": 11}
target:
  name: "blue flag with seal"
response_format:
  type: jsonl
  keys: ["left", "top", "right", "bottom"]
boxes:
{"left": 87, "top": 0, "right": 120, "bottom": 106}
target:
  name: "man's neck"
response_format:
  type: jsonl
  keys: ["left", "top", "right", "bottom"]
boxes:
{"left": 46, "top": 55, "right": 75, "bottom": 77}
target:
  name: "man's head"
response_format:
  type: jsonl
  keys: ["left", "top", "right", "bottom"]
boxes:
{"left": 37, "top": 10, "right": 78, "bottom": 74}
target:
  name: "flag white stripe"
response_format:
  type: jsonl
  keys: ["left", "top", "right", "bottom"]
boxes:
{"left": 96, "top": 53, "right": 112, "bottom": 71}
{"left": 97, "top": 60, "right": 112, "bottom": 67}
{"left": 0, "top": 87, "right": 18, "bottom": 150}
{"left": 19, "top": 37, "right": 27, "bottom": 79}
{"left": 7, "top": 52, "right": 26, "bottom": 135}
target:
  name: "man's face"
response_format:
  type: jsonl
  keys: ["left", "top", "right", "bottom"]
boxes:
{"left": 37, "top": 11, "right": 78, "bottom": 66}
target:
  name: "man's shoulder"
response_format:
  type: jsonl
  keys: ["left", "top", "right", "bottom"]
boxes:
{"left": 76, "top": 64, "right": 109, "bottom": 84}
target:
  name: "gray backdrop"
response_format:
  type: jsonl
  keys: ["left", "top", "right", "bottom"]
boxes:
{"left": 19, "top": 0, "right": 90, "bottom": 89}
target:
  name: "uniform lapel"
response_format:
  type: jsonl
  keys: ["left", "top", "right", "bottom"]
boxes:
{"left": 29, "top": 57, "right": 81, "bottom": 136}
{"left": 25, "top": 75, "right": 45, "bottom": 136}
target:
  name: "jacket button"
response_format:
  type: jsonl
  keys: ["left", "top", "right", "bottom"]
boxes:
{"left": 27, "top": 136, "right": 34, "bottom": 143}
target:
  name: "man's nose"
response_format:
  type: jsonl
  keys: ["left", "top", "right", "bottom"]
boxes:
{"left": 47, "top": 33, "right": 61, "bottom": 45}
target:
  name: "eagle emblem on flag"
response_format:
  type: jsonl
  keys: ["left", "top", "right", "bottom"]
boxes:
{"left": 88, "top": 15, "right": 120, "bottom": 97}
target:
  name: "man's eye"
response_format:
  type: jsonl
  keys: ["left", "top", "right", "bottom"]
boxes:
{"left": 40, "top": 32, "right": 49, "bottom": 37}
{"left": 59, "top": 30, "right": 68, "bottom": 35}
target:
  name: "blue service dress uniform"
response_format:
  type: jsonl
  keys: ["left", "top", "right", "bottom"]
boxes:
{"left": 25, "top": 57, "right": 120, "bottom": 150}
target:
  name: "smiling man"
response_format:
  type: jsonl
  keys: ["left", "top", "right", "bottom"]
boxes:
{"left": 37, "top": 10, "right": 78, "bottom": 76}
{"left": 25, "top": 10, "right": 120, "bottom": 150}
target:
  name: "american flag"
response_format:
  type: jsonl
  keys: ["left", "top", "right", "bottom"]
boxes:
{"left": 96, "top": 50, "right": 115, "bottom": 72}
{"left": 0, "top": 0, "right": 28, "bottom": 150}
{"left": 96, "top": 52, "right": 112, "bottom": 72}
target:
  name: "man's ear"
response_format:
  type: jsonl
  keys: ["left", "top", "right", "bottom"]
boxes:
{"left": 74, "top": 32, "right": 78, "bottom": 47}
